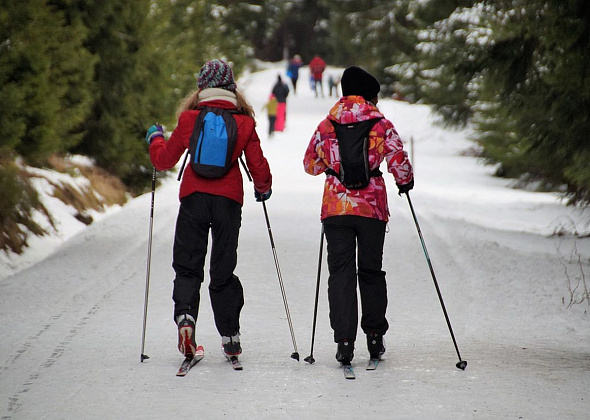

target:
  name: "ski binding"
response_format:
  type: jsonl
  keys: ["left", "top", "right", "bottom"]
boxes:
{"left": 226, "top": 354, "right": 243, "bottom": 370}
{"left": 222, "top": 348, "right": 243, "bottom": 370}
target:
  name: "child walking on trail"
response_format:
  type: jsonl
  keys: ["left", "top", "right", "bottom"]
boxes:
{"left": 262, "top": 94, "right": 278, "bottom": 137}
{"left": 145, "top": 59, "right": 273, "bottom": 363}
{"left": 303, "top": 66, "right": 414, "bottom": 366}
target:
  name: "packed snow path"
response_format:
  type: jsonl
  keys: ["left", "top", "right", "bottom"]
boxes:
{"left": 1, "top": 65, "right": 589, "bottom": 419}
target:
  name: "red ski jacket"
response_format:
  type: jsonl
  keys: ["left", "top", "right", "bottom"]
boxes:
{"left": 149, "top": 99, "right": 272, "bottom": 206}
{"left": 309, "top": 56, "right": 326, "bottom": 81}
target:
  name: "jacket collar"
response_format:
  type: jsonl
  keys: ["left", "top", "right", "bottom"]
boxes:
{"left": 328, "top": 95, "right": 383, "bottom": 124}
{"left": 198, "top": 88, "right": 238, "bottom": 106}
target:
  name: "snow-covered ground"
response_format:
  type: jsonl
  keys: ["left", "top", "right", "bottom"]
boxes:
{"left": 1, "top": 64, "right": 589, "bottom": 419}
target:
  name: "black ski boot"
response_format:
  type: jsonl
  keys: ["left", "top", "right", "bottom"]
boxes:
{"left": 335, "top": 339, "right": 354, "bottom": 364}
{"left": 367, "top": 332, "right": 385, "bottom": 359}
{"left": 222, "top": 333, "right": 242, "bottom": 356}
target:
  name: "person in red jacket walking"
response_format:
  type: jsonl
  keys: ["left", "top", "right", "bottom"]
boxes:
{"left": 145, "top": 59, "right": 272, "bottom": 361}
{"left": 309, "top": 55, "right": 326, "bottom": 97}
{"left": 303, "top": 66, "right": 413, "bottom": 365}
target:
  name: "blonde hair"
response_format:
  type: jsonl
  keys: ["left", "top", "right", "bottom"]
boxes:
{"left": 176, "top": 90, "right": 200, "bottom": 118}
{"left": 235, "top": 90, "right": 255, "bottom": 119}
{"left": 176, "top": 89, "right": 256, "bottom": 121}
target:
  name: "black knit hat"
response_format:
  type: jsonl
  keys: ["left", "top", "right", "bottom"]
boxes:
{"left": 341, "top": 66, "right": 380, "bottom": 101}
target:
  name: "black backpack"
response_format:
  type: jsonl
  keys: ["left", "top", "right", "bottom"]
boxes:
{"left": 188, "top": 106, "right": 239, "bottom": 178}
{"left": 325, "top": 117, "right": 383, "bottom": 189}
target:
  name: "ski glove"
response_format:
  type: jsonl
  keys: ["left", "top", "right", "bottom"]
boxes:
{"left": 145, "top": 124, "right": 164, "bottom": 144}
{"left": 397, "top": 178, "right": 414, "bottom": 195}
{"left": 255, "top": 189, "right": 272, "bottom": 202}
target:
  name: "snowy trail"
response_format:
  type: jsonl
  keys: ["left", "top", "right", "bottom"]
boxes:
{"left": 1, "top": 65, "right": 589, "bottom": 419}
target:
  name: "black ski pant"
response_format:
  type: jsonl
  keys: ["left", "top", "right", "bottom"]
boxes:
{"left": 172, "top": 192, "right": 243, "bottom": 337}
{"left": 268, "top": 115, "right": 276, "bottom": 135}
{"left": 290, "top": 77, "right": 298, "bottom": 94}
{"left": 323, "top": 215, "right": 389, "bottom": 344}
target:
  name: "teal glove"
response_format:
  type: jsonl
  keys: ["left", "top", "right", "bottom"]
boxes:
{"left": 145, "top": 124, "right": 164, "bottom": 144}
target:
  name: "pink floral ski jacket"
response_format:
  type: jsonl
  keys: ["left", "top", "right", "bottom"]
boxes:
{"left": 303, "top": 95, "right": 413, "bottom": 222}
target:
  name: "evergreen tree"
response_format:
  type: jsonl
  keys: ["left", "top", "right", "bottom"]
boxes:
{"left": 319, "top": 0, "right": 423, "bottom": 94}
{"left": 403, "top": 0, "right": 590, "bottom": 205}
{"left": 71, "top": 0, "right": 163, "bottom": 191}
{"left": 0, "top": 0, "right": 95, "bottom": 165}
{"left": 389, "top": 0, "right": 479, "bottom": 106}
{"left": 212, "top": 1, "right": 331, "bottom": 63}
{"left": 478, "top": 0, "right": 590, "bottom": 204}
{"left": 149, "top": 0, "right": 251, "bottom": 118}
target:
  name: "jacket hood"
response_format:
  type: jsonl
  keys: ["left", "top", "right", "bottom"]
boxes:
{"left": 328, "top": 95, "right": 384, "bottom": 124}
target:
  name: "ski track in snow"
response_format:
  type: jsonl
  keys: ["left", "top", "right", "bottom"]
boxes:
{"left": 1, "top": 64, "right": 589, "bottom": 419}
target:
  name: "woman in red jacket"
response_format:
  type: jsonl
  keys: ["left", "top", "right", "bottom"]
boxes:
{"left": 146, "top": 59, "right": 272, "bottom": 361}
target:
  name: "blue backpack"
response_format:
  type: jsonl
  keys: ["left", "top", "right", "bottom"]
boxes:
{"left": 188, "top": 106, "right": 238, "bottom": 178}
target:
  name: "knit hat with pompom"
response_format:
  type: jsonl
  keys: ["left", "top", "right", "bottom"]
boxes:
{"left": 197, "top": 59, "right": 237, "bottom": 91}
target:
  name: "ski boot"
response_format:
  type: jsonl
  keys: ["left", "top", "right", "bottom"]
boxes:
{"left": 222, "top": 333, "right": 242, "bottom": 357}
{"left": 335, "top": 339, "right": 354, "bottom": 364}
{"left": 176, "top": 314, "right": 197, "bottom": 358}
{"left": 367, "top": 332, "right": 385, "bottom": 360}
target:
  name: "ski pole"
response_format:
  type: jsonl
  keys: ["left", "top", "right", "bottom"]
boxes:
{"left": 261, "top": 201, "right": 300, "bottom": 361}
{"left": 304, "top": 225, "right": 324, "bottom": 364}
{"left": 140, "top": 167, "right": 157, "bottom": 362}
{"left": 177, "top": 150, "right": 188, "bottom": 181}
{"left": 238, "top": 157, "right": 299, "bottom": 361}
{"left": 405, "top": 192, "right": 467, "bottom": 370}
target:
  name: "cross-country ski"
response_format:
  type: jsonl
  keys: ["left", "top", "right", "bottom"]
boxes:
{"left": 341, "top": 363, "right": 355, "bottom": 380}
{"left": 366, "top": 358, "right": 380, "bottom": 371}
{"left": 175, "top": 345, "right": 205, "bottom": 377}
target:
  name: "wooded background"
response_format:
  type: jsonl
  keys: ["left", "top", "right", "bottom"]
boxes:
{"left": 1, "top": 0, "right": 589, "bottom": 234}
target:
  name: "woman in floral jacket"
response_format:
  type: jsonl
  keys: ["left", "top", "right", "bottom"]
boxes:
{"left": 303, "top": 66, "right": 413, "bottom": 365}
